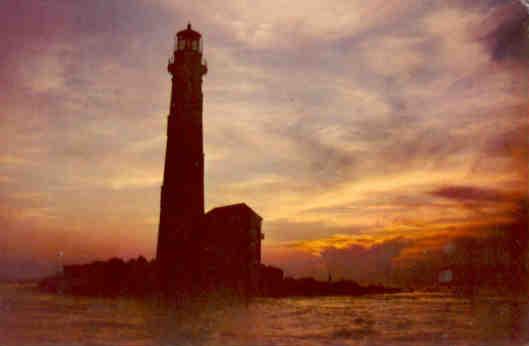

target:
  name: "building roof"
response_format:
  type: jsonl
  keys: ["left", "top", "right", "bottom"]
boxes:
{"left": 206, "top": 203, "right": 262, "bottom": 221}
{"left": 176, "top": 23, "right": 201, "bottom": 40}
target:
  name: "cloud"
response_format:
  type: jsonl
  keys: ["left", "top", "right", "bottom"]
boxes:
{"left": 430, "top": 185, "right": 505, "bottom": 203}
{"left": 475, "top": 1, "right": 529, "bottom": 62}
{"left": 264, "top": 196, "right": 528, "bottom": 287}
{"left": 0, "top": 0, "right": 527, "bottom": 281}
{"left": 321, "top": 237, "right": 409, "bottom": 284}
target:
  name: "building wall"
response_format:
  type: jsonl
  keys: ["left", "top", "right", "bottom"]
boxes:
{"left": 199, "top": 205, "right": 262, "bottom": 296}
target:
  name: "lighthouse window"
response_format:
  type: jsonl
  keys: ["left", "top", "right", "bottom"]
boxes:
{"left": 178, "top": 39, "right": 185, "bottom": 50}
{"left": 192, "top": 40, "right": 198, "bottom": 51}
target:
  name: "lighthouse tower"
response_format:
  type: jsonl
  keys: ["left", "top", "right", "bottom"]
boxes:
{"left": 156, "top": 24, "right": 207, "bottom": 294}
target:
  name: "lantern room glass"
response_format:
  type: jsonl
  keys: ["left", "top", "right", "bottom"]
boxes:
{"left": 178, "top": 39, "right": 185, "bottom": 50}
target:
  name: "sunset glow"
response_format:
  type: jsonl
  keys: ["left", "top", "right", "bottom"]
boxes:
{"left": 1, "top": 0, "right": 527, "bottom": 285}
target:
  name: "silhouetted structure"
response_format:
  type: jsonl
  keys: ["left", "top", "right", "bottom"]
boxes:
{"left": 258, "top": 264, "right": 284, "bottom": 296}
{"left": 156, "top": 24, "right": 207, "bottom": 295}
{"left": 156, "top": 25, "right": 265, "bottom": 297}
{"left": 199, "top": 203, "right": 264, "bottom": 296}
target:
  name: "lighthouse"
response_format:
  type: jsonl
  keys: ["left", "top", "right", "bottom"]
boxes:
{"left": 156, "top": 24, "right": 207, "bottom": 295}
{"left": 156, "top": 24, "right": 264, "bottom": 298}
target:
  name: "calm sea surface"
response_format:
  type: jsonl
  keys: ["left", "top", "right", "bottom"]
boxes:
{"left": 0, "top": 284, "right": 528, "bottom": 346}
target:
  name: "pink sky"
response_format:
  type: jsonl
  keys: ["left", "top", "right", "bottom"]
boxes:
{"left": 1, "top": 0, "right": 527, "bottom": 284}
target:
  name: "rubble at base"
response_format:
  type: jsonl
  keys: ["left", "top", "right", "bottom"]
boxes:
{"left": 38, "top": 257, "right": 401, "bottom": 298}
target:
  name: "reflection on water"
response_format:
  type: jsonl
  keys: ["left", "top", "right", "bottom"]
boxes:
{"left": 0, "top": 284, "right": 527, "bottom": 346}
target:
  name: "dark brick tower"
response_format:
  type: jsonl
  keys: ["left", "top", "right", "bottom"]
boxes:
{"left": 156, "top": 24, "right": 207, "bottom": 295}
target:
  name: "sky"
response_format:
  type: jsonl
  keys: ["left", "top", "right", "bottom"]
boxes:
{"left": 1, "top": 0, "right": 528, "bottom": 285}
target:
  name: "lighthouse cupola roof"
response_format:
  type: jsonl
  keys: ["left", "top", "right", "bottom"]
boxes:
{"left": 174, "top": 23, "right": 202, "bottom": 53}
{"left": 177, "top": 23, "right": 201, "bottom": 40}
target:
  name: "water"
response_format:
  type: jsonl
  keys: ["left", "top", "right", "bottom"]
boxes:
{"left": 0, "top": 284, "right": 528, "bottom": 346}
